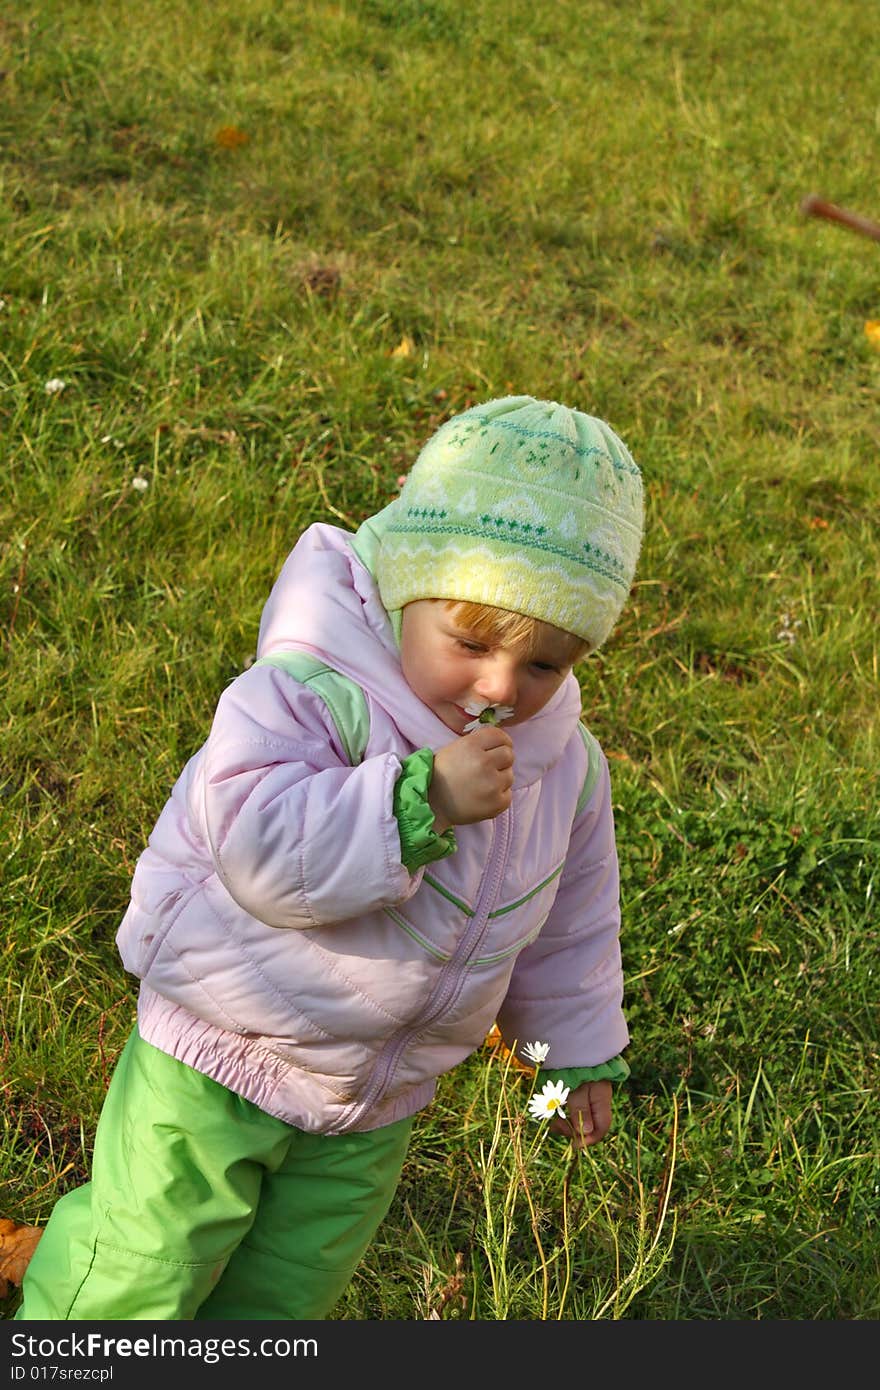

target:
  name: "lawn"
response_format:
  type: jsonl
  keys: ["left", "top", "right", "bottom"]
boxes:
{"left": 1, "top": 0, "right": 877, "bottom": 1319}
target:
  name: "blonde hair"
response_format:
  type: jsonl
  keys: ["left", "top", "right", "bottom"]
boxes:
{"left": 442, "top": 600, "right": 591, "bottom": 665}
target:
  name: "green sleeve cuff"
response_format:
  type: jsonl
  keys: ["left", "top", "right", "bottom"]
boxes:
{"left": 393, "top": 748, "right": 458, "bottom": 873}
{"left": 538, "top": 1055, "right": 630, "bottom": 1089}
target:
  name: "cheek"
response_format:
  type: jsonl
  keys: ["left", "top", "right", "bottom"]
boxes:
{"left": 434, "top": 654, "right": 471, "bottom": 694}
{"left": 521, "top": 675, "right": 565, "bottom": 715}
{"left": 400, "top": 645, "right": 433, "bottom": 700}
{"left": 403, "top": 645, "right": 464, "bottom": 699}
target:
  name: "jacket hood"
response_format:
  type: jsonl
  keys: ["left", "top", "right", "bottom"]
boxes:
{"left": 256, "top": 506, "right": 584, "bottom": 788}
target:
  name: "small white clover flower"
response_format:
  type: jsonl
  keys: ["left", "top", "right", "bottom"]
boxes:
{"left": 527, "top": 1079, "right": 570, "bottom": 1122}
{"left": 775, "top": 611, "right": 802, "bottom": 645}
{"left": 521, "top": 1040, "right": 550, "bottom": 1066}
{"left": 131, "top": 476, "right": 149, "bottom": 492}
{"left": 44, "top": 377, "right": 67, "bottom": 395}
{"left": 462, "top": 698, "right": 515, "bottom": 733}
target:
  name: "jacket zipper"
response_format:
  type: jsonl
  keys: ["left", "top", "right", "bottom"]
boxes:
{"left": 339, "top": 809, "right": 512, "bottom": 1130}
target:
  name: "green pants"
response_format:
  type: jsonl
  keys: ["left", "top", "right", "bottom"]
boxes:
{"left": 16, "top": 1029, "right": 413, "bottom": 1321}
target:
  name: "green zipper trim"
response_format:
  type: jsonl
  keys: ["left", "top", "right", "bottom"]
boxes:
{"left": 422, "top": 872, "right": 475, "bottom": 916}
{"left": 383, "top": 908, "right": 545, "bottom": 966}
{"left": 470, "top": 922, "right": 545, "bottom": 965}
{"left": 423, "top": 860, "right": 564, "bottom": 920}
{"left": 489, "top": 862, "right": 564, "bottom": 916}
{"left": 383, "top": 907, "right": 449, "bottom": 961}
{"left": 253, "top": 651, "right": 370, "bottom": 766}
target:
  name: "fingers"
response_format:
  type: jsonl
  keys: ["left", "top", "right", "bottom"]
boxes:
{"left": 549, "top": 1082, "right": 613, "bottom": 1151}
{"left": 569, "top": 1110, "right": 598, "bottom": 1150}
{"left": 552, "top": 1115, "right": 599, "bottom": 1150}
{"left": 550, "top": 1111, "right": 594, "bottom": 1147}
{"left": 466, "top": 724, "right": 514, "bottom": 753}
{"left": 490, "top": 745, "right": 515, "bottom": 772}
{"left": 462, "top": 726, "right": 514, "bottom": 770}
{"left": 431, "top": 723, "right": 516, "bottom": 826}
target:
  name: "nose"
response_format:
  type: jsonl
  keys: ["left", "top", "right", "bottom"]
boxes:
{"left": 472, "top": 656, "right": 518, "bottom": 708}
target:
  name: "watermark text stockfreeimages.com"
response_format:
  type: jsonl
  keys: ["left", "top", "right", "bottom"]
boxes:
{"left": 10, "top": 1331, "right": 316, "bottom": 1372}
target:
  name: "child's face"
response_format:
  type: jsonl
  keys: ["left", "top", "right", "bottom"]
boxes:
{"left": 399, "top": 600, "right": 573, "bottom": 734}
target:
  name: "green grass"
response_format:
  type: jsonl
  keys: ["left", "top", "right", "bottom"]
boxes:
{"left": 1, "top": 0, "right": 878, "bottom": 1320}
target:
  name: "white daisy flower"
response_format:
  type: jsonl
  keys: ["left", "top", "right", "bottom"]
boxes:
{"left": 521, "top": 1040, "right": 550, "bottom": 1066}
{"left": 44, "top": 378, "right": 67, "bottom": 395}
{"left": 131, "top": 476, "right": 149, "bottom": 492}
{"left": 527, "top": 1079, "right": 570, "bottom": 1122}
{"left": 462, "top": 698, "right": 515, "bottom": 733}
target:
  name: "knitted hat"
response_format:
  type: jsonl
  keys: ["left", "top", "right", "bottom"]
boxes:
{"left": 375, "top": 396, "right": 644, "bottom": 650}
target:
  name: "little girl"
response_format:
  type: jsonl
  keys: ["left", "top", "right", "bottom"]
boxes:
{"left": 17, "top": 395, "right": 644, "bottom": 1320}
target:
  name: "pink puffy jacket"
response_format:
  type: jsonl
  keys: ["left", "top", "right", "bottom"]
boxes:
{"left": 116, "top": 509, "right": 628, "bottom": 1134}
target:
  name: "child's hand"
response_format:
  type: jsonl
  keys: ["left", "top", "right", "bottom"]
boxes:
{"left": 428, "top": 725, "right": 515, "bottom": 831}
{"left": 550, "top": 1080, "right": 612, "bottom": 1150}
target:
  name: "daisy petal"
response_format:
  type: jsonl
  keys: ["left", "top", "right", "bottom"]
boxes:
{"left": 461, "top": 700, "right": 515, "bottom": 733}
{"left": 526, "top": 1079, "right": 570, "bottom": 1121}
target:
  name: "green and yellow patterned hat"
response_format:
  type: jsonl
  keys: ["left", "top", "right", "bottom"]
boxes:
{"left": 375, "top": 396, "right": 644, "bottom": 650}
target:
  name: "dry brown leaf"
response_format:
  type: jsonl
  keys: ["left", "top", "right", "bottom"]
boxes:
{"left": 214, "top": 125, "right": 249, "bottom": 149}
{"left": 0, "top": 1219, "right": 43, "bottom": 1295}
{"left": 482, "top": 1024, "right": 534, "bottom": 1075}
